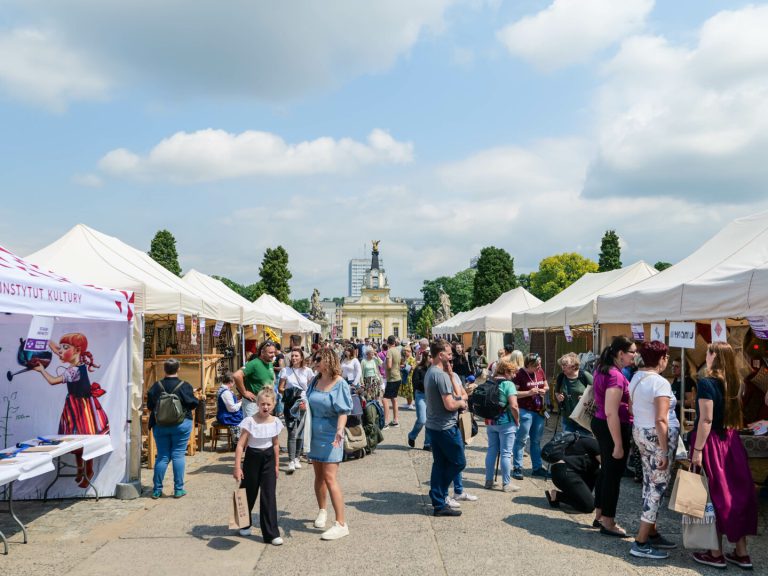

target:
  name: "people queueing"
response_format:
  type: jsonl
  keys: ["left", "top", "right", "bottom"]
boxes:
{"left": 483, "top": 359, "right": 521, "bottom": 492}
{"left": 512, "top": 353, "right": 549, "bottom": 480}
{"left": 278, "top": 347, "right": 314, "bottom": 473}
{"left": 233, "top": 388, "right": 284, "bottom": 545}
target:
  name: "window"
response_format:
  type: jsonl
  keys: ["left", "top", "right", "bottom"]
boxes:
{"left": 393, "top": 326, "right": 399, "bottom": 338}
{"left": 351, "top": 326, "right": 358, "bottom": 338}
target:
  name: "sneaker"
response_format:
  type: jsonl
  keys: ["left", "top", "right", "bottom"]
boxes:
{"left": 407, "top": 436, "right": 415, "bottom": 448}
{"left": 285, "top": 461, "right": 296, "bottom": 474}
{"left": 484, "top": 479, "right": 498, "bottom": 489}
{"left": 314, "top": 509, "right": 327, "bottom": 529}
{"left": 648, "top": 533, "right": 677, "bottom": 550}
{"left": 389, "top": 421, "right": 400, "bottom": 428}
{"left": 320, "top": 521, "right": 349, "bottom": 540}
{"left": 151, "top": 490, "right": 162, "bottom": 499}
{"left": 630, "top": 541, "right": 669, "bottom": 560}
{"left": 531, "top": 467, "right": 550, "bottom": 479}
{"left": 725, "top": 552, "right": 753, "bottom": 570}
{"left": 445, "top": 497, "right": 461, "bottom": 509}
{"left": 293, "top": 458, "right": 302, "bottom": 469}
{"left": 238, "top": 527, "right": 252, "bottom": 536}
{"left": 692, "top": 552, "right": 726, "bottom": 569}
{"left": 381, "top": 424, "right": 390, "bottom": 431}
{"left": 270, "top": 537, "right": 284, "bottom": 546}
{"left": 512, "top": 468, "right": 524, "bottom": 480}
{"left": 453, "top": 491, "right": 478, "bottom": 502}
{"left": 502, "top": 483, "right": 521, "bottom": 493}
{"left": 173, "top": 489, "right": 187, "bottom": 499}
{"left": 434, "top": 506, "right": 462, "bottom": 517}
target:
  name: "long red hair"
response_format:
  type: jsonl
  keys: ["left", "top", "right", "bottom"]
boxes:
{"left": 60, "top": 333, "right": 100, "bottom": 372}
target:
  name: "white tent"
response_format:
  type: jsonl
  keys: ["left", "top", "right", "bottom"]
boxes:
{"left": 0, "top": 245, "right": 132, "bottom": 498}
{"left": 511, "top": 261, "right": 658, "bottom": 329}
{"left": 597, "top": 212, "right": 768, "bottom": 323}
{"left": 253, "top": 294, "right": 320, "bottom": 334}
{"left": 455, "top": 287, "right": 543, "bottom": 333}
{"left": 432, "top": 310, "right": 474, "bottom": 336}
{"left": 182, "top": 269, "right": 282, "bottom": 327}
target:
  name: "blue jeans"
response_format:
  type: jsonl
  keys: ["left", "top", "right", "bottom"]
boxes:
{"left": 513, "top": 409, "right": 545, "bottom": 471}
{"left": 485, "top": 421, "right": 517, "bottom": 485}
{"left": 408, "top": 391, "right": 431, "bottom": 447}
{"left": 562, "top": 417, "right": 592, "bottom": 436}
{"left": 153, "top": 418, "right": 192, "bottom": 492}
{"left": 428, "top": 426, "right": 466, "bottom": 509}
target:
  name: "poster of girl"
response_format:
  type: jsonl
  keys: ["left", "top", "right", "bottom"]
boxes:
{"left": 32, "top": 332, "right": 110, "bottom": 487}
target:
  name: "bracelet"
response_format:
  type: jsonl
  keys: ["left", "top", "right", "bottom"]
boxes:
{"left": 693, "top": 447, "right": 703, "bottom": 452}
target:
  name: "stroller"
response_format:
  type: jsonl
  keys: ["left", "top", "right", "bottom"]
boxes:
{"left": 343, "top": 388, "right": 367, "bottom": 461}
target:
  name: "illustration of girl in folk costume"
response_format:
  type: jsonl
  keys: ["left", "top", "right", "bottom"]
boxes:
{"left": 32, "top": 333, "right": 109, "bottom": 487}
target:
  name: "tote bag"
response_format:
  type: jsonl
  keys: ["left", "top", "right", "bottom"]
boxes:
{"left": 569, "top": 384, "right": 596, "bottom": 432}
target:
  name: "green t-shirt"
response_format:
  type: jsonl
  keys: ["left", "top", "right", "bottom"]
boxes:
{"left": 243, "top": 357, "right": 275, "bottom": 395}
{"left": 386, "top": 346, "right": 402, "bottom": 382}
{"left": 557, "top": 370, "right": 593, "bottom": 419}
{"left": 495, "top": 379, "right": 518, "bottom": 425}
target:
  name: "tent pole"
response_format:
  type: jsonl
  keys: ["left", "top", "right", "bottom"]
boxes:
{"left": 124, "top": 317, "right": 134, "bottom": 484}
{"left": 680, "top": 347, "right": 686, "bottom": 427}
{"left": 199, "top": 320, "right": 205, "bottom": 451}
{"left": 240, "top": 324, "right": 246, "bottom": 367}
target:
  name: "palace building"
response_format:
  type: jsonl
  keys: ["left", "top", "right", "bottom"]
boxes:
{"left": 342, "top": 242, "right": 408, "bottom": 340}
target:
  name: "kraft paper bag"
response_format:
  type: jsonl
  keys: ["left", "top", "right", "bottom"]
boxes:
{"left": 682, "top": 498, "right": 719, "bottom": 549}
{"left": 458, "top": 411, "right": 474, "bottom": 445}
{"left": 668, "top": 468, "right": 708, "bottom": 519}
{"left": 228, "top": 488, "right": 250, "bottom": 529}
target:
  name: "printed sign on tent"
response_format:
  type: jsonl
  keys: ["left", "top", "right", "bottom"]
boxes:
{"left": 711, "top": 319, "right": 727, "bottom": 343}
{"left": 747, "top": 316, "right": 768, "bottom": 340}
{"left": 253, "top": 325, "right": 258, "bottom": 336}
{"left": 669, "top": 322, "right": 696, "bottom": 348}
{"left": 190, "top": 316, "right": 198, "bottom": 346}
{"left": 25, "top": 315, "right": 55, "bottom": 351}
{"left": 199, "top": 317, "right": 206, "bottom": 334}
{"left": 564, "top": 325, "right": 573, "bottom": 343}
{"left": 176, "top": 314, "right": 185, "bottom": 332}
{"left": 213, "top": 321, "right": 225, "bottom": 337}
{"left": 650, "top": 324, "right": 666, "bottom": 343}
{"left": 523, "top": 328, "right": 530, "bottom": 343}
{"left": 631, "top": 323, "right": 645, "bottom": 341}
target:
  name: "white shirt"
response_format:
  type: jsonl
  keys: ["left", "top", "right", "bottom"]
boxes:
{"left": 217, "top": 385, "right": 241, "bottom": 412}
{"left": 341, "top": 358, "right": 362, "bottom": 386}
{"left": 239, "top": 417, "right": 284, "bottom": 449}
{"left": 629, "top": 371, "right": 680, "bottom": 430}
{"left": 278, "top": 366, "right": 314, "bottom": 391}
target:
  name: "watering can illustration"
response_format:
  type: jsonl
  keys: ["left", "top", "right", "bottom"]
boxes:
{"left": 6, "top": 338, "right": 53, "bottom": 381}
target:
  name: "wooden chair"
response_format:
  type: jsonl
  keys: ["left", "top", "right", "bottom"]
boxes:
{"left": 211, "top": 422, "right": 235, "bottom": 451}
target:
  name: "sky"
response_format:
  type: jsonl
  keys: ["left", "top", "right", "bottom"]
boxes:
{"left": 2, "top": 0, "right": 768, "bottom": 300}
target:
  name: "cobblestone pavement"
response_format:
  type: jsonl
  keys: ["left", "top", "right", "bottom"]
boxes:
{"left": 1, "top": 407, "right": 766, "bottom": 576}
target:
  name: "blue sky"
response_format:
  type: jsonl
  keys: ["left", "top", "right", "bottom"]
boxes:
{"left": 2, "top": 0, "right": 767, "bottom": 300}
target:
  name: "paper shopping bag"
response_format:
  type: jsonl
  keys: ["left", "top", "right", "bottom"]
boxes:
{"left": 569, "top": 385, "right": 596, "bottom": 432}
{"left": 458, "top": 411, "right": 475, "bottom": 445}
{"left": 668, "top": 468, "right": 708, "bottom": 519}
{"left": 228, "top": 488, "right": 250, "bottom": 529}
{"left": 682, "top": 498, "right": 719, "bottom": 549}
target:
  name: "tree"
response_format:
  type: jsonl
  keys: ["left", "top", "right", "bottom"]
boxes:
{"left": 259, "top": 246, "right": 292, "bottom": 303}
{"left": 420, "top": 268, "right": 476, "bottom": 314}
{"left": 148, "top": 230, "right": 182, "bottom": 276}
{"left": 292, "top": 298, "right": 310, "bottom": 313}
{"left": 654, "top": 261, "right": 672, "bottom": 272}
{"left": 529, "top": 253, "right": 598, "bottom": 301}
{"left": 472, "top": 247, "right": 517, "bottom": 308}
{"left": 517, "top": 273, "right": 532, "bottom": 291}
{"left": 598, "top": 230, "right": 622, "bottom": 272}
{"left": 213, "top": 276, "right": 265, "bottom": 301}
{"left": 415, "top": 305, "right": 435, "bottom": 339}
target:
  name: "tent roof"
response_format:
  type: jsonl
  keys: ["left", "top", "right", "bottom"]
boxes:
{"left": 253, "top": 294, "right": 320, "bottom": 334}
{"left": 183, "top": 269, "right": 283, "bottom": 327}
{"left": 25, "top": 224, "right": 222, "bottom": 318}
{"left": 434, "top": 287, "right": 543, "bottom": 334}
{"left": 432, "top": 310, "right": 473, "bottom": 335}
{"left": 0, "top": 244, "right": 133, "bottom": 322}
{"left": 512, "top": 261, "right": 658, "bottom": 329}
{"left": 597, "top": 212, "right": 768, "bottom": 323}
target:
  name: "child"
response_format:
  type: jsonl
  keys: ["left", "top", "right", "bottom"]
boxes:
{"left": 233, "top": 388, "right": 284, "bottom": 545}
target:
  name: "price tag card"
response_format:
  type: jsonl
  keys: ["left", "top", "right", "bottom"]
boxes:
{"left": 25, "top": 315, "right": 55, "bottom": 351}
{"left": 213, "top": 320, "right": 225, "bottom": 337}
{"left": 564, "top": 324, "right": 573, "bottom": 343}
{"left": 747, "top": 316, "right": 768, "bottom": 340}
{"left": 631, "top": 323, "right": 645, "bottom": 341}
{"left": 200, "top": 318, "right": 206, "bottom": 334}
{"left": 176, "top": 314, "right": 185, "bottom": 332}
{"left": 711, "top": 319, "right": 727, "bottom": 342}
{"left": 650, "top": 323, "right": 666, "bottom": 343}
{"left": 669, "top": 322, "right": 696, "bottom": 348}
{"left": 523, "top": 328, "right": 530, "bottom": 343}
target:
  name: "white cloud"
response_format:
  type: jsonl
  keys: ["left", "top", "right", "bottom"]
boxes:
{"left": 98, "top": 129, "right": 413, "bottom": 182}
{"left": 0, "top": 28, "right": 108, "bottom": 111}
{"left": 497, "top": 0, "right": 653, "bottom": 70}
{"left": 584, "top": 5, "right": 768, "bottom": 202}
{"left": 10, "top": 0, "right": 453, "bottom": 101}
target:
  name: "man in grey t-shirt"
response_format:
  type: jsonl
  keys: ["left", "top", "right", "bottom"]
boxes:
{"left": 424, "top": 339, "right": 467, "bottom": 516}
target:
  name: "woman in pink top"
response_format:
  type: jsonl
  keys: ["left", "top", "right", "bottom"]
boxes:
{"left": 591, "top": 335, "right": 637, "bottom": 538}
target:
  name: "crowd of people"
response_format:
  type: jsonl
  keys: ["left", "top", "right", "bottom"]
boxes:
{"left": 145, "top": 334, "right": 760, "bottom": 569}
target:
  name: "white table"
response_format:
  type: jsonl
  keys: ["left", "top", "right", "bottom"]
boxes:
{"left": 0, "top": 465, "right": 22, "bottom": 554}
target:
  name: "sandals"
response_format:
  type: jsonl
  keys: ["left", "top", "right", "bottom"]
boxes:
{"left": 599, "top": 525, "right": 628, "bottom": 537}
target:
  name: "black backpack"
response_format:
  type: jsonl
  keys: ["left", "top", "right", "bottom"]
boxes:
{"left": 154, "top": 381, "right": 187, "bottom": 426}
{"left": 541, "top": 432, "right": 579, "bottom": 464}
{"left": 469, "top": 378, "right": 504, "bottom": 420}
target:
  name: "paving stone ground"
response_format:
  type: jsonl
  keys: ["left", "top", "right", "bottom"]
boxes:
{"left": 1, "top": 406, "right": 766, "bottom": 576}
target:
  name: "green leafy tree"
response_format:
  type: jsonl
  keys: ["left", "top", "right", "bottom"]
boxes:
{"left": 420, "top": 268, "right": 476, "bottom": 314}
{"left": 529, "top": 253, "right": 598, "bottom": 301}
{"left": 598, "top": 230, "right": 622, "bottom": 272}
{"left": 415, "top": 305, "right": 435, "bottom": 339}
{"left": 259, "top": 246, "right": 292, "bottom": 303}
{"left": 408, "top": 303, "right": 423, "bottom": 330}
{"left": 654, "top": 261, "right": 672, "bottom": 272}
{"left": 517, "top": 273, "right": 532, "bottom": 291}
{"left": 331, "top": 297, "right": 345, "bottom": 306}
{"left": 148, "top": 230, "right": 182, "bottom": 276}
{"left": 213, "top": 276, "right": 265, "bottom": 301}
{"left": 292, "top": 298, "right": 310, "bottom": 313}
{"left": 472, "top": 247, "right": 517, "bottom": 307}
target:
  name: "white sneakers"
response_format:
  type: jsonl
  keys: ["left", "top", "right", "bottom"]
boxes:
{"left": 239, "top": 527, "right": 284, "bottom": 545}
{"left": 293, "top": 458, "right": 302, "bottom": 469}
{"left": 446, "top": 497, "right": 461, "bottom": 509}
{"left": 238, "top": 527, "right": 252, "bottom": 536}
{"left": 270, "top": 537, "right": 283, "bottom": 546}
{"left": 286, "top": 461, "right": 296, "bottom": 473}
{"left": 453, "top": 491, "right": 478, "bottom": 502}
{"left": 320, "top": 521, "right": 349, "bottom": 541}
{"left": 314, "top": 508, "right": 328, "bottom": 528}
{"left": 502, "top": 483, "right": 521, "bottom": 493}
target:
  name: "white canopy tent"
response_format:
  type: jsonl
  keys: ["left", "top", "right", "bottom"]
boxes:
{"left": 511, "top": 261, "right": 658, "bottom": 329}
{"left": 253, "top": 294, "right": 321, "bottom": 334}
{"left": 0, "top": 245, "right": 132, "bottom": 498}
{"left": 597, "top": 212, "right": 768, "bottom": 323}
{"left": 455, "top": 287, "right": 543, "bottom": 333}
{"left": 432, "top": 310, "right": 474, "bottom": 336}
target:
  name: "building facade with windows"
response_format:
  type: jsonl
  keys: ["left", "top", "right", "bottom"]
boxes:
{"left": 348, "top": 256, "right": 384, "bottom": 298}
{"left": 342, "top": 243, "right": 407, "bottom": 341}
